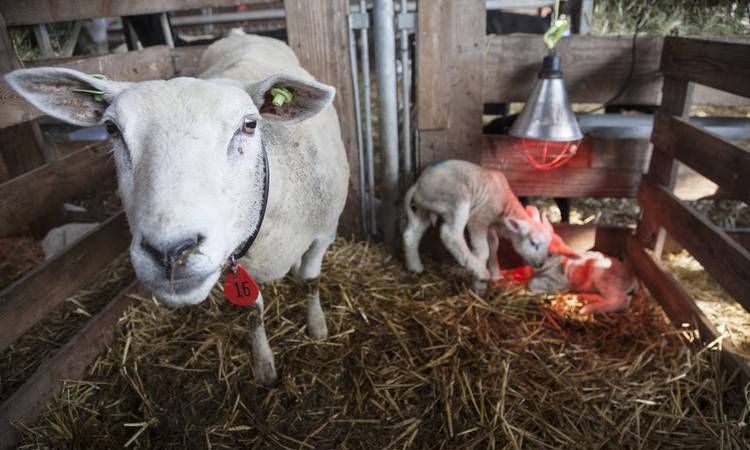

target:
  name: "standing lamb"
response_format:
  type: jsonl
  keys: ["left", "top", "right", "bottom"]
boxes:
{"left": 402, "top": 160, "right": 554, "bottom": 292}
{"left": 6, "top": 33, "right": 349, "bottom": 385}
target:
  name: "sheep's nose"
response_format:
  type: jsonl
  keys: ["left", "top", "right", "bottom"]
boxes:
{"left": 141, "top": 235, "right": 204, "bottom": 268}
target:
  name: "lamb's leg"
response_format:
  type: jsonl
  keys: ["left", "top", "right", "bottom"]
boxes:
{"left": 487, "top": 228, "right": 501, "bottom": 281}
{"left": 294, "top": 233, "right": 335, "bottom": 339}
{"left": 250, "top": 292, "right": 277, "bottom": 385}
{"left": 403, "top": 206, "right": 431, "bottom": 273}
{"left": 578, "top": 292, "right": 630, "bottom": 315}
{"left": 468, "top": 223, "right": 491, "bottom": 293}
{"left": 439, "top": 202, "right": 490, "bottom": 288}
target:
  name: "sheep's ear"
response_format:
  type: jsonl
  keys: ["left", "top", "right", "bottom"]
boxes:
{"left": 245, "top": 74, "right": 335, "bottom": 124}
{"left": 504, "top": 217, "right": 530, "bottom": 236}
{"left": 5, "top": 68, "right": 130, "bottom": 127}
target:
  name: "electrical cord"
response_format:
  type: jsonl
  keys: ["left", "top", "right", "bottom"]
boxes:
{"left": 582, "top": 0, "right": 650, "bottom": 114}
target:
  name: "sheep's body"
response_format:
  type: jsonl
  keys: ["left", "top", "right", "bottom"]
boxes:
{"left": 6, "top": 33, "right": 349, "bottom": 385}
{"left": 529, "top": 251, "right": 638, "bottom": 314}
{"left": 198, "top": 35, "right": 349, "bottom": 284}
{"left": 402, "top": 160, "right": 553, "bottom": 292}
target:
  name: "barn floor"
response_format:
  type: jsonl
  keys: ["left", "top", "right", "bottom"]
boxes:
{"left": 9, "top": 240, "right": 750, "bottom": 450}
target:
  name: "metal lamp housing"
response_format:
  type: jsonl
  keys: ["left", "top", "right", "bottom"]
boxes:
{"left": 509, "top": 53, "right": 583, "bottom": 142}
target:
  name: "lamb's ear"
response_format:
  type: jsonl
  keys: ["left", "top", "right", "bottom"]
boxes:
{"left": 245, "top": 74, "right": 335, "bottom": 124}
{"left": 5, "top": 68, "right": 130, "bottom": 127}
{"left": 504, "top": 217, "right": 530, "bottom": 236}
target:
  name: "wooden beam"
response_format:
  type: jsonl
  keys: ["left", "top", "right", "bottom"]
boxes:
{"left": 285, "top": 0, "right": 361, "bottom": 238}
{"left": 416, "top": 0, "right": 450, "bottom": 130}
{"left": 651, "top": 114, "right": 750, "bottom": 204}
{"left": 0, "top": 141, "right": 114, "bottom": 236}
{"left": 0, "top": 282, "right": 142, "bottom": 450}
{"left": 639, "top": 178, "right": 750, "bottom": 312}
{"left": 661, "top": 36, "right": 750, "bottom": 100}
{"left": 0, "top": 0, "right": 276, "bottom": 26}
{"left": 417, "top": 0, "right": 485, "bottom": 168}
{"left": 483, "top": 34, "right": 664, "bottom": 105}
{"left": 637, "top": 76, "right": 693, "bottom": 254}
{"left": 626, "top": 236, "right": 750, "bottom": 385}
{"left": 0, "top": 212, "right": 130, "bottom": 352}
{"left": 1, "top": 46, "right": 174, "bottom": 129}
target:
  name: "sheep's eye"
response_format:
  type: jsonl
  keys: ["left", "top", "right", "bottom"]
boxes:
{"left": 104, "top": 120, "right": 120, "bottom": 137}
{"left": 242, "top": 117, "right": 257, "bottom": 135}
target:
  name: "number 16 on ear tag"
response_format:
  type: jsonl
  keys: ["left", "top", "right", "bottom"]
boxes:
{"left": 224, "top": 263, "right": 260, "bottom": 307}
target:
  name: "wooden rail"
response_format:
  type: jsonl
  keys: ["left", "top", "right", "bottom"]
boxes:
{"left": 639, "top": 179, "right": 750, "bottom": 313}
{"left": 0, "top": 141, "right": 114, "bottom": 236}
{"left": 626, "top": 236, "right": 750, "bottom": 385}
{"left": 0, "top": 46, "right": 173, "bottom": 129}
{"left": 0, "top": 282, "right": 142, "bottom": 450}
{"left": 651, "top": 114, "right": 750, "bottom": 204}
{"left": 0, "top": 212, "right": 130, "bottom": 351}
{"left": 661, "top": 36, "right": 750, "bottom": 100}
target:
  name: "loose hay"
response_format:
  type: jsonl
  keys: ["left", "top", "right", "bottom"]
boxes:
{"left": 14, "top": 240, "right": 750, "bottom": 449}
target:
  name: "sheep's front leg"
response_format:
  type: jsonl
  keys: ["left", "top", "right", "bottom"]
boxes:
{"left": 293, "top": 234, "right": 335, "bottom": 339}
{"left": 250, "top": 293, "right": 277, "bottom": 386}
{"left": 439, "top": 202, "right": 490, "bottom": 291}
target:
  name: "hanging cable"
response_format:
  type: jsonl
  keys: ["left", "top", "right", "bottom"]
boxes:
{"left": 582, "top": 0, "right": 650, "bottom": 114}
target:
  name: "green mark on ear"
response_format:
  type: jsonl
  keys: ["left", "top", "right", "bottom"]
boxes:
{"left": 270, "top": 86, "right": 294, "bottom": 107}
{"left": 72, "top": 74, "right": 107, "bottom": 102}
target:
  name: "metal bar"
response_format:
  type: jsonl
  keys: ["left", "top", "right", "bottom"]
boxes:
{"left": 33, "top": 25, "right": 52, "bottom": 57}
{"left": 373, "top": 0, "right": 400, "bottom": 247}
{"left": 62, "top": 21, "right": 83, "bottom": 57}
{"left": 399, "top": 0, "right": 412, "bottom": 183}
{"left": 160, "top": 13, "right": 175, "bottom": 48}
{"left": 169, "top": 9, "right": 286, "bottom": 26}
{"left": 359, "top": 0, "right": 377, "bottom": 234}
{"left": 485, "top": 0, "right": 555, "bottom": 9}
{"left": 348, "top": 15, "right": 369, "bottom": 235}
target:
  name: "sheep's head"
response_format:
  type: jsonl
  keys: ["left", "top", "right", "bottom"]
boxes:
{"left": 503, "top": 205, "right": 554, "bottom": 269}
{"left": 6, "top": 68, "right": 334, "bottom": 306}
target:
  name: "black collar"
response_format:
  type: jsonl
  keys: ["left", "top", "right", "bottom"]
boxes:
{"left": 230, "top": 140, "right": 270, "bottom": 268}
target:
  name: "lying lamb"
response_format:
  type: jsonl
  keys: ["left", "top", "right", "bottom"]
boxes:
{"left": 494, "top": 234, "right": 638, "bottom": 315}
{"left": 402, "top": 160, "right": 554, "bottom": 292}
{"left": 528, "top": 250, "right": 639, "bottom": 314}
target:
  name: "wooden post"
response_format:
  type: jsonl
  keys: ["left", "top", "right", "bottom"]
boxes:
{"left": 637, "top": 76, "right": 693, "bottom": 257}
{"left": 416, "top": 0, "right": 486, "bottom": 169}
{"left": 284, "top": 0, "right": 362, "bottom": 239}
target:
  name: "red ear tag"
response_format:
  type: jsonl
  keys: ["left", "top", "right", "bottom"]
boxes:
{"left": 224, "top": 263, "right": 260, "bottom": 307}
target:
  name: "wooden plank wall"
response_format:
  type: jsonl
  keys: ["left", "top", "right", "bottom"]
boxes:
{"left": 483, "top": 34, "right": 750, "bottom": 107}
{"left": 416, "top": 0, "right": 486, "bottom": 169}
{"left": 284, "top": 0, "right": 361, "bottom": 238}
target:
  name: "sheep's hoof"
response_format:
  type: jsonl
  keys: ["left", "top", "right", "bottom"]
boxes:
{"left": 307, "top": 318, "right": 328, "bottom": 340}
{"left": 406, "top": 261, "right": 424, "bottom": 273}
{"left": 254, "top": 359, "right": 278, "bottom": 386}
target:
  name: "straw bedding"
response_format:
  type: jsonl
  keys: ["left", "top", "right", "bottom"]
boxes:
{"left": 7, "top": 240, "right": 748, "bottom": 450}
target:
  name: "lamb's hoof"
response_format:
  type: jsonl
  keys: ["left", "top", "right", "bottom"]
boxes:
{"left": 254, "top": 360, "right": 278, "bottom": 386}
{"left": 406, "top": 261, "right": 424, "bottom": 273}
{"left": 307, "top": 318, "right": 328, "bottom": 340}
{"left": 472, "top": 279, "right": 488, "bottom": 295}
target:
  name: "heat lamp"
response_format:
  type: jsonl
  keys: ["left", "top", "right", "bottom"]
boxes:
{"left": 508, "top": 6, "right": 583, "bottom": 170}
